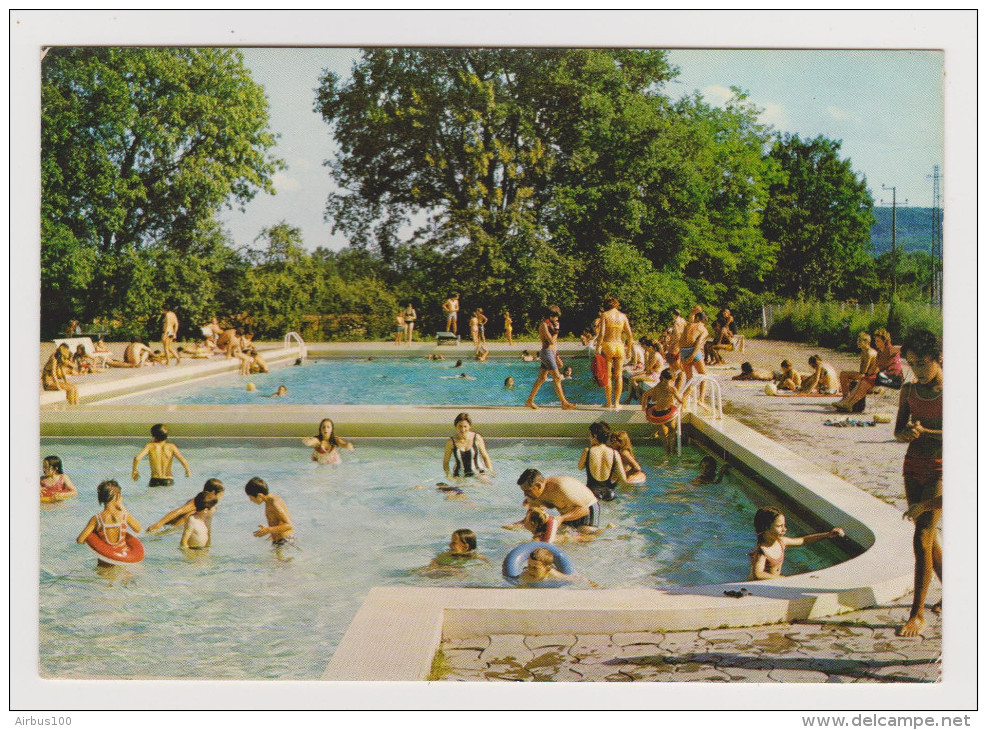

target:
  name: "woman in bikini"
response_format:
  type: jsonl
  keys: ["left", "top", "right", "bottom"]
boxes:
{"left": 302, "top": 418, "right": 354, "bottom": 465}
{"left": 442, "top": 412, "right": 493, "bottom": 479}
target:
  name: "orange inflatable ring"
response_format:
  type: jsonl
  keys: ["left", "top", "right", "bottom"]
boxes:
{"left": 591, "top": 353, "right": 607, "bottom": 387}
{"left": 85, "top": 532, "right": 145, "bottom": 565}
{"left": 645, "top": 404, "right": 679, "bottom": 425}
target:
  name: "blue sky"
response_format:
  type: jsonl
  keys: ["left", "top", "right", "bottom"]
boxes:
{"left": 220, "top": 47, "right": 944, "bottom": 252}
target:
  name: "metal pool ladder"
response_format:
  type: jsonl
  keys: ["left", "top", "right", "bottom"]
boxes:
{"left": 283, "top": 331, "right": 308, "bottom": 362}
{"left": 678, "top": 374, "right": 723, "bottom": 455}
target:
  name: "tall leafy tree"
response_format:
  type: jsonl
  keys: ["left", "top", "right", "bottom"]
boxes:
{"left": 762, "top": 134, "right": 875, "bottom": 299}
{"left": 41, "top": 47, "right": 283, "bottom": 335}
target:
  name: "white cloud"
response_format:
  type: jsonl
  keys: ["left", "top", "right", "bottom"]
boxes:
{"left": 827, "top": 106, "right": 862, "bottom": 123}
{"left": 758, "top": 102, "right": 790, "bottom": 129}
{"left": 272, "top": 170, "right": 302, "bottom": 193}
{"left": 701, "top": 84, "right": 734, "bottom": 106}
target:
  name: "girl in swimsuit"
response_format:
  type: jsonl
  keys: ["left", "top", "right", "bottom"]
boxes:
{"left": 302, "top": 418, "right": 354, "bottom": 465}
{"left": 503, "top": 310, "right": 513, "bottom": 346}
{"left": 40, "top": 455, "right": 77, "bottom": 502}
{"left": 609, "top": 430, "right": 645, "bottom": 483}
{"left": 76, "top": 480, "right": 142, "bottom": 567}
{"left": 748, "top": 506, "right": 844, "bottom": 580}
{"left": 443, "top": 412, "right": 493, "bottom": 478}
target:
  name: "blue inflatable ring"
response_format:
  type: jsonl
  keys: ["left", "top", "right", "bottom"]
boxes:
{"left": 502, "top": 541, "right": 575, "bottom": 586}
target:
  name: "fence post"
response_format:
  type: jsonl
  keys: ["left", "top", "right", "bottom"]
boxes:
{"left": 761, "top": 304, "right": 768, "bottom": 336}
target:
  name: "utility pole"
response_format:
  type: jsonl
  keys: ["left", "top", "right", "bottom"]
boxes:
{"left": 881, "top": 184, "right": 906, "bottom": 335}
{"left": 881, "top": 184, "right": 898, "bottom": 300}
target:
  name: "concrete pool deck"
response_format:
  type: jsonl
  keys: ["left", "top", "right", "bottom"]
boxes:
{"left": 39, "top": 337, "right": 942, "bottom": 683}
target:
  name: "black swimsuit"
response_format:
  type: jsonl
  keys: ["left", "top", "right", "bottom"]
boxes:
{"left": 585, "top": 447, "right": 618, "bottom": 501}
{"left": 450, "top": 435, "right": 483, "bottom": 477}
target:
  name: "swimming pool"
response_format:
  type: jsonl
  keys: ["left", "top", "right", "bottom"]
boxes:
{"left": 39, "top": 437, "right": 849, "bottom": 680}
{"left": 103, "top": 356, "right": 611, "bottom": 407}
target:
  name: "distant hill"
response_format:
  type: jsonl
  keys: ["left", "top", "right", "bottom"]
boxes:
{"left": 870, "top": 206, "right": 942, "bottom": 256}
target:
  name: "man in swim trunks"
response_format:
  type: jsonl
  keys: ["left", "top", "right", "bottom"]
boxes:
{"left": 894, "top": 329, "right": 942, "bottom": 637}
{"left": 443, "top": 294, "right": 460, "bottom": 335}
{"left": 524, "top": 305, "right": 575, "bottom": 410}
{"left": 679, "top": 309, "right": 711, "bottom": 410}
{"left": 245, "top": 476, "right": 295, "bottom": 547}
{"left": 132, "top": 423, "right": 191, "bottom": 487}
{"left": 596, "top": 296, "right": 634, "bottom": 409}
{"left": 667, "top": 309, "right": 687, "bottom": 366}
{"left": 161, "top": 306, "right": 180, "bottom": 366}
{"left": 516, "top": 468, "right": 600, "bottom": 531}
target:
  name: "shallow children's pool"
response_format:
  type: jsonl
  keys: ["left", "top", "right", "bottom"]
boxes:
{"left": 40, "top": 437, "right": 849, "bottom": 680}
{"left": 103, "top": 356, "right": 608, "bottom": 407}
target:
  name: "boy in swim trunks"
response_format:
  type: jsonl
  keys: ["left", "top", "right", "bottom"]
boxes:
{"left": 245, "top": 476, "right": 295, "bottom": 547}
{"left": 147, "top": 478, "right": 225, "bottom": 532}
{"left": 894, "top": 329, "right": 943, "bottom": 637}
{"left": 524, "top": 306, "right": 575, "bottom": 410}
{"left": 443, "top": 293, "right": 460, "bottom": 335}
{"left": 641, "top": 368, "right": 685, "bottom": 453}
{"left": 132, "top": 423, "right": 191, "bottom": 487}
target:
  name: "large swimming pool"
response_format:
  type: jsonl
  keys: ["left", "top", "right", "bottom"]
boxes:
{"left": 39, "top": 437, "right": 848, "bottom": 680}
{"left": 104, "top": 356, "right": 610, "bottom": 406}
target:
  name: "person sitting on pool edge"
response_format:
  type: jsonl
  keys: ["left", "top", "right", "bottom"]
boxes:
{"left": 132, "top": 423, "right": 191, "bottom": 487}
{"left": 511, "top": 468, "right": 600, "bottom": 534}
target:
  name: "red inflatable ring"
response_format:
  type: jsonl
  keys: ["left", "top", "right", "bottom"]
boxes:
{"left": 86, "top": 532, "right": 145, "bottom": 565}
{"left": 646, "top": 404, "right": 679, "bottom": 425}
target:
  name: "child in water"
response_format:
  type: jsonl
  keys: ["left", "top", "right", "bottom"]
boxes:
{"left": 302, "top": 418, "right": 354, "bottom": 464}
{"left": 245, "top": 477, "right": 295, "bottom": 547}
{"left": 518, "top": 548, "right": 595, "bottom": 586}
{"left": 521, "top": 506, "right": 559, "bottom": 543}
{"left": 147, "top": 478, "right": 225, "bottom": 532}
{"left": 40, "top": 455, "right": 77, "bottom": 502}
{"left": 426, "top": 529, "right": 489, "bottom": 571}
{"left": 749, "top": 506, "right": 845, "bottom": 580}
{"left": 76, "top": 480, "right": 142, "bottom": 567}
{"left": 693, "top": 455, "right": 729, "bottom": 485}
{"left": 610, "top": 430, "right": 645, "bottom": 483}
{"left": 180, "top": 491, "right": 219, "bottom": 549}
{"left": 132, "top": 423, "right": 191, "bottom": 487}
{"left": 504, "top": 376, "right": 515, "bottom": 389}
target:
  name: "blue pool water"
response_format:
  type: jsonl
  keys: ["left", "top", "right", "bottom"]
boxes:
{"left": 39, "top": 437, "right": 849, "bottom": 680}
{"left": 107, "top": 356, "right": 608, "bottom": 406}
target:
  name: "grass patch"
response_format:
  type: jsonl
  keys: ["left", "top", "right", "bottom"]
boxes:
{"left": 427, "top": 649, "right": 454, "bottom": 681}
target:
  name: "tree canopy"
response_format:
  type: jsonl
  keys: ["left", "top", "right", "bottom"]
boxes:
{"left": 40, "top": 46, "right": 912, "bottom": 343}
{"left": 41, "top": 47, "right": 283, "bottom": 334}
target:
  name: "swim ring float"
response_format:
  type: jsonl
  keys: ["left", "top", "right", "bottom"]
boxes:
{"left": 85, "top": 532, "right": 145, "bottom": 565}
{"left": 645, "top": 404, "right": 679, "bottom": 425}
{"left": 502, "top": 541, "right": 574, "bottom": 588}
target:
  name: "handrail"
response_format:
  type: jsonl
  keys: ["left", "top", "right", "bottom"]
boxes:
{"left": 283, "top": 331, "right": 308, "bottom": 362}
{"left": 682, "top": 374, "right": 723, "bottom": 421}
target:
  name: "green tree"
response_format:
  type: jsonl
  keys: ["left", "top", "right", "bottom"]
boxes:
{"left": 762, "top": 134, "right": 875, "bottom": 299}
{"left": 41, "top": 47, "right": 282, "bottom": 335}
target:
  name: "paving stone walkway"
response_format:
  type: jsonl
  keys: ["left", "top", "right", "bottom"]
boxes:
{"left": 436, "top": 338, "right": 942, "bottom": 683}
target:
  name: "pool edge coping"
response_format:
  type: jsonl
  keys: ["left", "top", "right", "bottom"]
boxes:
{"left": 322, "top": 410, "right": 913, "bottom": 681}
